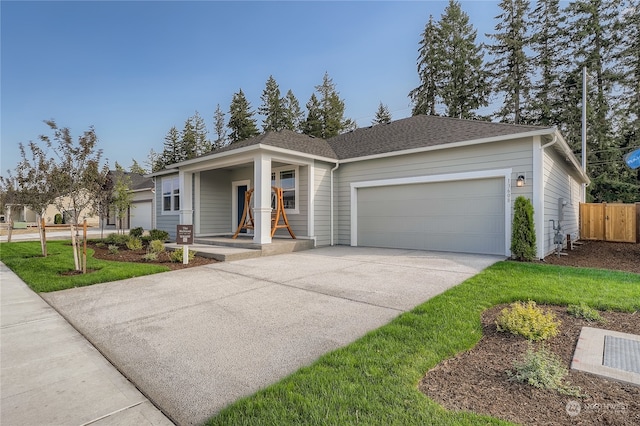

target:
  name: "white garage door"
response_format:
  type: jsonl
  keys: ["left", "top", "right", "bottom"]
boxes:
{"left": 130, "top": 201, "right": 152, "bottom": 230}
{"left": 356, "top": 178, "right": 505, "bottom": 255}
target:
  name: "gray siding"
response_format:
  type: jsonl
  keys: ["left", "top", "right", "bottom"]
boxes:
{"left": 273, "top": 165, "right": 308, "bottom": 238}
{"left": 313, "top": 161, "right": 333, "bottom": 246}
{"left": 542, "top": 149, "right": 581, "bottom": 256}
{"left": 335, "top": 138, "right": 534, "bottom": 245}
{"left": 199, "top": 170, "right": 232, "bottom": 235}
{"left": 154, "top": 174, "right": 180, "bottom": 240}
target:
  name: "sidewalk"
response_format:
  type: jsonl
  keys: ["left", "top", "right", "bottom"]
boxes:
{"left": 0, "top": 227, "right": 119, "bottom": 243}
{"left": 0, "top": 262, "right": 173, "bottom": 425}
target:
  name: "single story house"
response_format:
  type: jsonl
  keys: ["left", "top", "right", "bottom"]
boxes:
{"left": 149, "top": 115, "right": 589, "bottom": 259}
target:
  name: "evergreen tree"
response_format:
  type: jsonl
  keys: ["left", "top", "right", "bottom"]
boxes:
{"left": 212, "top": 103, "right": 227, "bottom": 148}
{"left": 409, "top": 15, "right": 442, "bottom": 116}
{"left": 129, "top": 159, "right": 146, "bottom": 175}
{"left": 158, "top": 126, "right": 182, "bottom": 168}
{"left": 181, "top": 118, "right": 197, "bottom": 159}
{"left": 259, "top": 75, "right": 287, "bottom": 132}
{"left": 189, "top": 111, "right": 211, "bottom": 156}
{"left": 282, "top": 89, "right": 304, "bottom": 132}
{"left": 438, "top": 0, "right": 490, "bottom": 119}
{"left": 228, "top": 89, "right": 259, "bottom": 143}
{"left": 303, "top": 72, "right": 353, "bottom": 139}
{"left": 372, "top": 102, "right": 392, "bottom": 125}
{"left": 511, "top": 196, "right": 537, "bottom": 261}
{"left": 302, "top": 93, "right": 323, "bottom": 138}
{"left": 485, "top": 0, "right": 532, "bottom": 124}
{"left": 528, "top": 0, "right": 567, "bottom": 126}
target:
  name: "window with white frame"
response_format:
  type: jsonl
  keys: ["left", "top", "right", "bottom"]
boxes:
{"left": 271, "top": 166, "right": 298, "bottom": 212}
{"left": 162, "top": 176, "right": 180, "bottom": 213}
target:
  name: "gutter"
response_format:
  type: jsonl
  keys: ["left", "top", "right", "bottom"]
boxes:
{"left": 330, "top": 162, "right": 340, "bottom": 246}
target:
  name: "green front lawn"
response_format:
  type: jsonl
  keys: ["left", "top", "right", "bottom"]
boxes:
{"left": 0, "top": 240, "right": 169, "bottom": 292}
{"left": 208, "top": 262, "right": 639, "bottom": 425}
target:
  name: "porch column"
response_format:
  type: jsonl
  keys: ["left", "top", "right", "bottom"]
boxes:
{"left": 253, "top": 153, "right": 272, "bottom": 244}
{"left": 179, "top": 171, "right": 193, "bottom": 225}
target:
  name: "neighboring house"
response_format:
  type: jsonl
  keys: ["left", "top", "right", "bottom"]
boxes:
{"left": 105, "top": 172, "right": 155, "bottom": 231}
{"left": 149, "top": 115, "right": 589, "bottom": 259}
{"left": 3, "top": 195, "right": 101, "bottom": 227}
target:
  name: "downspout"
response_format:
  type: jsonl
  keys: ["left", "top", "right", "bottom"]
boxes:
{"left": 330, "top": 162, "right": 340, "bottom": 246}
{"left": 541, "top": 134, "right": 557, "bottom": 150}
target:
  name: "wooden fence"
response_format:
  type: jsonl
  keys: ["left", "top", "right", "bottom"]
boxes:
{"left": 579, "top": 203, "right": 639, "bottom": 243}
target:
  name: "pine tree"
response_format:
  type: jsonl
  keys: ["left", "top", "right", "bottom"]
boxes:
{"left": 409, "top": 15, "right": 442, "bottom": 116}
{"left": 438, "top": 0, "right": 490, "bottom": 119}
{"left": 282, "top": 89, "right": 304, "bottom": 132}
{"left": 228, "top": 89, "right": 259, "bottom": 143}
{"left": 486, "top": 0, "right": 532, "bottom": 124}
{"left": 212, "top": 104, "right": 227, "bottom": 148}
{"left": 528, "top": 0, "right": 567, "bottom": 126}
{"left": 129, "top": 159, "right": 146, "bottom": 175}
{"left": 259, "top": 76, "right": 287, "bottom": 132}
{"left": 158, "top": 126, "right": 182, "bottom": 168}
{"left": 372, "top": 102, "right": 392, "bottom": 125}
{"left": 189, "top": 111, "right": 211, "bottom": 156}
{"left": 181, "top": 117, "right": 197, "bottom": 159}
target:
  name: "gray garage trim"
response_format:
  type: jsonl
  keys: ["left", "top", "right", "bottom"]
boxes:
{"left": 350, "top": 169, "right": 512, "bottom": 256}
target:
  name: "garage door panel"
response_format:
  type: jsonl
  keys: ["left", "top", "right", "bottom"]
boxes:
{"left": 357, "top": 178, "right": 505, "bottom": 255}
{"left": 130, "top": 201, "right": 152, "bottom": 230}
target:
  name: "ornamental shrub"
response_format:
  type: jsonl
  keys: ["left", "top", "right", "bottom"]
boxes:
{"left": 169, "top": 247, "right": 195, "bottom": 263}
{"left": 511, "top": 196, "right": 536, "bottom": 261}
{"left": 142, "top": 252, "right": 158, "bottom": 261}
{"left": 148, "top": 229, "right": 170, "bottom": 242}
{"left": 508, "top": 344, "right": 583, "bottom": 397}
{"left": 108, "top": 244, "right": 119, "bottom": 255}
{"left": 496, "top": 301, "right": 560, "bottom": 341}
{"left": 126, "top": 236, "right": 143, "bottom": 250}
{"left": 106, "top": 233, "right": 129, "bottom": 245}
{"left": 567, "top": 303, "right": 605, "bottom": 323}
{"left": 54, "top": 213, "right": 64, "bottom": 224}
{"left": 129, "top": 227, "right": 144, "bottom": 238}
{"left": 149, "top": 239, "right": 165, "bottom": 254}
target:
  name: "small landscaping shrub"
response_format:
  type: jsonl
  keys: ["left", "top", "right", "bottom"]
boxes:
{"left": 567, "top": 302, "right": 605, "bottom": 323}
{"left": 142, "top": 251, "right": 158, "bottom": 261}
{"left": 126, "top": 237, "right": 143, "bottom": 250}
{"left": 508, "top": 344, "right": 583, "bottom": 397}
{"left": 511, "top": 196, "right": 536, "bottom": 261}
{"left": 94, "top": 241, "right": 106, "bottom": 248}
{"left": 169, "top": 247, "right": 195, "bottom": 263}
{"left": 496, "top": 301, "right": 560, "bottom": 341}
{"left": 129, "top": 227, "right": 144, "bottom": 238}
{"left": 108, "top": 244, "right": 119, "bottom": 255}
{"left": 148, "top": 229, "right": 170, "bottom": 242}
{"left": 54, "top": 213, "right": 64, "bottom": 224}
{"left": 149, "top": 239, "right": 165, "bottom": 254}
{"left": 106, "top": 233, "right": 129, "bottom": 245}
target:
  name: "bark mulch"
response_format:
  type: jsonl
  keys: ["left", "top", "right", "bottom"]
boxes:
{"left": 420, "top": 241, "right": 640, "bottom": 425}
{"left": 88, "top": 242, "right": 217, "bottom": 270}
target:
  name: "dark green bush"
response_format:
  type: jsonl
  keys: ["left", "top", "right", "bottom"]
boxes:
{"left": 54, "top": 213, "right": 64, "bottom": 224}
{"left": 511, "top": 196, "right": 537, "bottom": 261}
{"left": 148, "top": 229, "right": 170, "bottom": 242}
{"left": 129, "top": 227, "right": 144, "bottom": 238}
{"left": 106, "top": 233, "right": 129, "bottom": 245}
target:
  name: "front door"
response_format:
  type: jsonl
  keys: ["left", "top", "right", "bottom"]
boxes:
{"left": 237, "top": 185, "right": 247, "bottom": 233}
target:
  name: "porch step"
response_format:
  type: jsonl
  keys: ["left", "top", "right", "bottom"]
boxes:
{"left": 165, "top": 243, "right": 261, "bottom": 262}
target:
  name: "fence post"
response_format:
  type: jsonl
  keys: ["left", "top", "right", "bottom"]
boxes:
{"left": 636, "top": 203, "right": 640, "bottom": 243}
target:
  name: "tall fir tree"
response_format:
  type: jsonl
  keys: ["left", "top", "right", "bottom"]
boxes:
{"left": 303, "top": 72, "right": 353, "bottom": 139}
{"left": 228, "top": 89, "right": 259, "bottom": 143}
{"left": 372, "top": 102, "right": 392, "bottom": 125}
{"left": 259, "top": 76, "right": 287, "bottom": 132}
{"left": 562, "top": 0, "right": 624, "bottom": 202}
{"left": 528, "top": 0, "right": 567, "bottom": 126}
{"left": 212, "top": 103, "right": 227, "bottom": 148}
{"left": 485, "top": 0, "right": 532, "bottom": 124}
{"left": 437, "top": 0, "right": 490, "bottom": 119}
{"left": 409, "top": 15, "right": 442, "bottom": 116}
{"left": 180, "top": 117, "right": 197, "bottom": 159}
{"left": 282, "top": 89, "right": 304, "bottom": 132}
{"left": 158, "top": 126, "right": 182, "bottom": 168}
{"left": 189, "top": 111, "right": 211, "bottom": 156}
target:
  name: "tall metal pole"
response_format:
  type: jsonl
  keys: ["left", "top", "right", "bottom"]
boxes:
{"left": 581, "top": 66, "right": 587, "bottom": 202}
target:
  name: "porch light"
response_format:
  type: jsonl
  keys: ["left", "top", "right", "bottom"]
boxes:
{"left": 516, "top": 174, "right": 526, "bottom": 187}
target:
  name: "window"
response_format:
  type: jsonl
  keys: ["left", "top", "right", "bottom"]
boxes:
{"left": 271, "top": 166, "right": 298, "bottom": 212}
{"left": 162, "top": 176, "right": 180, "bottom": 213}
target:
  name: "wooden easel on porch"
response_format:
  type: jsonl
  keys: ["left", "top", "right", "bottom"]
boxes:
{"left": 232, "top": 187, "right": 296, "bottom": 239}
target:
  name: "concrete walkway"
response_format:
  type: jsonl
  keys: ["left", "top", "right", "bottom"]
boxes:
{"left": 41, "top": 246, "right": 502, "bottom": 425}
{"left": 0, "top": 263, "right": 173, "bottom": 426}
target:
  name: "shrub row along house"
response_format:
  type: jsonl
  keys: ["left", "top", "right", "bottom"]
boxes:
{"left": 148, "top": 115, "right": 589, "bottom": 259}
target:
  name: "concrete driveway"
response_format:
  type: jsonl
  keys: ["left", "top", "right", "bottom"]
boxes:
{"left": 42, "top": 246, "right": 502, "bottom": 425}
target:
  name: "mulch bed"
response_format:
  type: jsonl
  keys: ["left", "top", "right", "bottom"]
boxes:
{"left": 420, "top": 241, "right": 640, "bottom": 425}
{"left": 88, "top": 242, "right": 217, "bottom": 270}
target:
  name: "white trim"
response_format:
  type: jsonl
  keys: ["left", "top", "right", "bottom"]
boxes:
{"left": 350, "top": 168, "right": 512, "bottom": 256}
{"left": 271, "top": 165, "right": 300, "bottom": 215}
{"left": 308, "top": 163, "right": 315, "bottom": 240}
{"left": 160, "top": 175, "right": 180, "bottom": 216}
{"left": 533, "top": 136, "right": 545, "bottom": 259}
{"left": 231, "top": 179, "right": 251, "bottom": 233}
{"left": 194, "top": 172, "right": 201, "bottom": 234}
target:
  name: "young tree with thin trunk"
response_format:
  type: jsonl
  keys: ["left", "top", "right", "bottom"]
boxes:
{"left": 112, "top": 163, "right": 133, "bottom": 235}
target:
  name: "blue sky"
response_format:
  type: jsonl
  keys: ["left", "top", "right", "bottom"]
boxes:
{"left": 1, "top": 1, "right": 500, "bottom": 174}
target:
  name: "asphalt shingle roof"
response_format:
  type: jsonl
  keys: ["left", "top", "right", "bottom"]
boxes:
{"left": 185, "top": 115, "right": 554, "bottom": 165}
